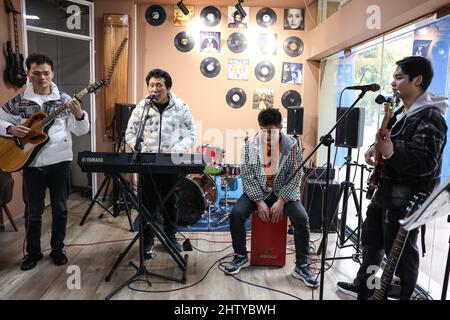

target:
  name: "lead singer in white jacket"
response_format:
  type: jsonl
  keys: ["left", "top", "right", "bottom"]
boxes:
{"left": 125, "top": 68, "right": 196, "bottom": 259}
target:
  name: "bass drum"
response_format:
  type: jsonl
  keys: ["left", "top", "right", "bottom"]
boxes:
{"left": 177, "top": 174, "right": 217, "bottom": 226}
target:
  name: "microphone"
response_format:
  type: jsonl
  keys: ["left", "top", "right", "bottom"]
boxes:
{"left": 148, "top": 92, "right": 159, "bottom": 100}
{"left": 346, "top": 83, "right": 380, "bottom": 92}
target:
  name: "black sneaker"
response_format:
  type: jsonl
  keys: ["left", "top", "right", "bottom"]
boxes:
{"left": 336, "top": 281, "right": 358, "bottom": 298}
{"left": 49, "top": 250, "right": 68, "bottom": 266}
{"left": 144, "top": 238, "right": 154, "bottom": 260}
{"left": 292, "top": 264, "right": 319, "bottom": 288}
{"left": 224, "top": 255, "right": 250, "bottom": 275}
{"left": 21, "top": 253, "right": 43, "bottom": 271}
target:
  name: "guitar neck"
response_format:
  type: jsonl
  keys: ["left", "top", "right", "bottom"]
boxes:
{"left": 38, "top": 88, "right": 90, "bottom": 129}
{"left": 12, "top": 10, "right": 20, "bottom": 54}
{"left": 372, "top": 227, "right": 409, "bottom": 300}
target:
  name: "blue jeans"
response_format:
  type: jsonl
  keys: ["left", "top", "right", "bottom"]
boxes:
{"left": 229, "top": 192, "right": 311, "bottom": 266}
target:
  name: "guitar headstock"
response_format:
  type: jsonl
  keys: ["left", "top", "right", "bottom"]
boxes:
{"left": 86, "top": 80, "right": 108, "bottom": 93}
{"left": 406, "top": 192, "right": 429, "bottom": 218}
{"left": 4, "top": 0, "right": 18, "bottom": 14}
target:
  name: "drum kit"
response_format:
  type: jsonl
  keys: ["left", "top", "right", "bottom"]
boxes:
{"left": 178, "top": 144, "right": 243, "bottom": 229}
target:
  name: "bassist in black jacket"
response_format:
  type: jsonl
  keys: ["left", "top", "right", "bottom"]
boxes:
{"left": 337, "top": 56, "right": 448, "bottom": 300}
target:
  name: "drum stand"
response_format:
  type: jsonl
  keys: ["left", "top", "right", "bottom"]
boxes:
{"left": 217, "top": 176, "right": 233, "bottom": 223}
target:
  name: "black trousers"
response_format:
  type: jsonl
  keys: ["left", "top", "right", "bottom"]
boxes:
{"left": 22, "top": 161, "right": 71, "bottom": 255}
{"left": 354, "top": 192, "right": 420, "bottom": 300}
{"left": 140, "top": 173, "right": 179, "bottom": 243}
{"left": 230, "top": 192, "right": 311, "bottom": 266}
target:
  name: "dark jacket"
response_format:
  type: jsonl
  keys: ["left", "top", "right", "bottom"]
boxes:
{"left": 379, "top": 91, "right": 448, "bottom": 208}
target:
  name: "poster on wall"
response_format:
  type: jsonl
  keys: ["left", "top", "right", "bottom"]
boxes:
{"left": 412, "top": 39, "right": 432, "bottom": 57}
{"left": 227, "top": 6, "right": 249, "bottom": 28}
{"left": 281, "top": 62, "right": 303, "bottom": 85}
{"left": 173, "top": 5, "right": 195, "bottom": 26}
{"left": 284, "top": 8, "right": 305, "bottom": 30}
{"left": 228, "top": 59, "right": 249, "bottom": 80}
{"left": 200, "top": 31, "right": 221, "bottom": 53}
{"left": 252, "top": 88, "right": 274, "bottom": 110}
{"left": 257, "top": 33, "right": 277, "bottom": 55}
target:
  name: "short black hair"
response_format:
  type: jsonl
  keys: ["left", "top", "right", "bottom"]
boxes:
{"left": 145, "top": 68, "right": 172, "bottom": 89}
{"left": 396, "top": 56, "right": 434, "bottom": 92}
{"left": 25, "top": 53, "right": 54, "bottom": 71}
{"left": 258, "top": 108, "right": 282, "bottom": 127}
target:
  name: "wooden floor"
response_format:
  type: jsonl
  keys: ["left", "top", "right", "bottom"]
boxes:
{"left": 0, "top": 192, "right": 360, "bottom": 300}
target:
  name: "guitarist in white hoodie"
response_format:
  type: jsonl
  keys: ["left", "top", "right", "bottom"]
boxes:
{"left": 0, "top": 53, "right": 90, "bottom": 271}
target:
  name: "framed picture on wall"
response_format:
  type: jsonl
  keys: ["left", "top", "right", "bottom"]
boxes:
{"left": 284, "top": 8, "right": 304, "bottom": 30}
{"left": 173, "top": 5, "right": 195, "bottom": 26}
{"left": 281, "top": 62, "right": 303, "bottom": 84}
{"left": 228, "top": 59, "right": 249, "bottom": 80}
{"left": 257, "top": 33, "right": 277, "bottom": 55}
{"left": 227, "top": 6, "right": 249, "bottom": 28}
{"left": 200, "top": 31, "right": 221, "bottom": 53}
{"left": 252, "top": 88, "right": 274, "bottom": 110}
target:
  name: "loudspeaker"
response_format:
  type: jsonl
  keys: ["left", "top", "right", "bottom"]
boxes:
{"left": 287, "top": 106, "right": 303, "bottom": 135}
{"left": 335, "top": 107, "right": 365, "bottom": 148}
{"left": 303, "top": 179, "right": 340, "bottom": 232}
{"left": 114, "top": 103, "right": 136, "bottom": 139}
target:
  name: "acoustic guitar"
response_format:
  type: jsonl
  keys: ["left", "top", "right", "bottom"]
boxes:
{"left": 365, "top": 100, "right": 394, "bottom": 200}
{"left": 0, "top": 38, "right": 128, "bottom": 172}
{"left": 3, "top": 0, "right": 27, "bottom": 87}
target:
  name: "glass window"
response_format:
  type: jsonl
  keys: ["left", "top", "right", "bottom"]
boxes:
{"left": 25, "top": 0, "right": 91, "bottom": 37}
{"left": 318, "top": 13, "right": 450, "bottom": 299}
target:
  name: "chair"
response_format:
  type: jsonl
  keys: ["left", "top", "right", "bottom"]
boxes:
{"left": 0, "top": 171, "right": 18, "bottom": 232}
{"left": 250, "top": 211, "right": 287, "bottom": 267}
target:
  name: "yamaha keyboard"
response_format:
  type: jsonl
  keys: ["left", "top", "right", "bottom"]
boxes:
{"left": 78, "top": 151, "right": 207, "bottom": 174}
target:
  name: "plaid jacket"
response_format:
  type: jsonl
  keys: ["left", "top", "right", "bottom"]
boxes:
{"left": 378, "top": 91, "right": 448, "bottom": 207}
{"left": 240, "top": 132, "right": 304, "bottom": 203}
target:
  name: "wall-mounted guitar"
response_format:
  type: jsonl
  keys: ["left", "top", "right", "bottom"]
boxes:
{"left": 0, "top": 37, "right": 128, "bottom": 172}
{"left": 3, "top": 0, "right": 27, "bottom": 87}
{"left": 365, "top": 92, "right": 399, "bottom": 199}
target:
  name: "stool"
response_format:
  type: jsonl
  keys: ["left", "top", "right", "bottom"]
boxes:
{"left": 0, "top": 171, "right": 18, "bottom": 232}
{"left": 250, "top": 211, "right": 287, "bottom": 267}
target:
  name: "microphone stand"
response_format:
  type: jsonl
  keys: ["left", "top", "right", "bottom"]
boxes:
{"left": 105, "top": 98, "right": 153, "bottom": 299}
{"left": 285, "top": 89, "right": 368, "bottom": 300}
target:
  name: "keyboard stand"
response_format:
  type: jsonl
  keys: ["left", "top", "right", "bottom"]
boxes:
{"left": 104, "top": 172, "right": 189, "bottom": 292}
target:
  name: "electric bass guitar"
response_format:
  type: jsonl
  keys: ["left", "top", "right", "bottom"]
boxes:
{"left": 3, "top": 0, "right": 27, "bottom": 87}
{"left": 365, "top": 193, "right": 428, "bottom": 300}
{"left": 0, "top": 37, "right": 128, "bottom": 172}
{"left": 365, "top": 100, "right": 394, "bottom": 199}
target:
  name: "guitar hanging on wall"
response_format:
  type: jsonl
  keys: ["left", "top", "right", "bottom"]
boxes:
{"left": 3, "top": 0, "right": 27, "bottom": 87}
{"left": 0, "top": 37, "right": 128, "bottom": 172}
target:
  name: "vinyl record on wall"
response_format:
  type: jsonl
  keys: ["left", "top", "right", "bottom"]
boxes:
{"left": 255, "top": 60, "right": 275, "bottom": 82}
{"left": 145, "top": 5, "right": 166, "bottom": 26}
{"left": 174, "top": 31, "right": 195, "bottom": 52}
{"left": 281, "top": 90, "right": 302, "bottom": 109}
{"left": 256, "top": 7, "right": 277, "bottom": 28}
{"left": 227, "top": 32, "right": 248, "bottom": 53}
{"left": 226, "top": 88, "right": 247, "bottom": 109}
{"left": 200, "top": 57, "right": 221, "bottom": 78}
{"left": 200, "top": 6, "right": 221, "bottom": 27}
{"left": 283, "top": 36, "right": 304, "bottom": 57}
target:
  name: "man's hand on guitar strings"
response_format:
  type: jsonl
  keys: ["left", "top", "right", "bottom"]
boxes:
{"left": 364, "top": 145, "right": 376, "bottom": 166}
{"left": 67, "top": 97, "right": 83, "bottom": 119}
{"left": 9, "top": 124, "right": 30, "bottom": 138}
